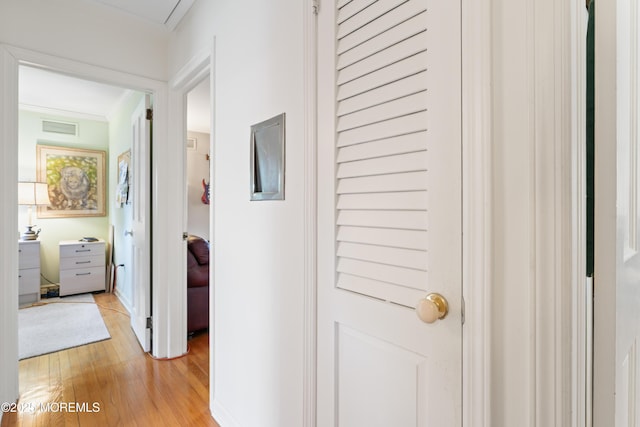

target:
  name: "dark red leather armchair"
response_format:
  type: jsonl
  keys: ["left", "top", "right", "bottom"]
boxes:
{"left": 187, "top": 235, "right": 209, "bottom": 333}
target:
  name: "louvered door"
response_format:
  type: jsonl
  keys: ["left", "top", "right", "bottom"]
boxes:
{"left": 318, "top": 0, "right": 462, "bottom": 425}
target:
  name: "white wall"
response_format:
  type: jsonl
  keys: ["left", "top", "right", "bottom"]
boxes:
{"left": 18, "top": 109, "right": 110, "bottom": 284}
{"left": 170, "top": 1, "right": 306, "bottom": 426}
{"left": 186, "top": 130, "right": 210, "bottom": 241}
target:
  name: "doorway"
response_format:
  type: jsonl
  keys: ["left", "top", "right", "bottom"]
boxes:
{"left": 17, "top": 65, "right": 146, "bottom": 311}
{"left": 1, "top": 45, "right": 186, "bottom": 414}
{"left": 185, "top": 77, "right": 211, "bottom": 242}
{"left": 184, "top": 75, "right": 212, "bottom": 340}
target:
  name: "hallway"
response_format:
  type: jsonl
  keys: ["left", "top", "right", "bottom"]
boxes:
{"left": 1, "top": 293, "right": 217, "bottom": 426}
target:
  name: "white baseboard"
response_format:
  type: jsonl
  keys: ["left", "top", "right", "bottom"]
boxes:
{"left": 212, "top": 398, "right": 241, "bottom": 427}
{"left": 114, "top": 289, "right": 132, "bottom": 314}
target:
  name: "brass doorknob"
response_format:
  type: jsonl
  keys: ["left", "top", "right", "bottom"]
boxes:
{"left": 416, "top": 293, "right": 449, "bottom": 323}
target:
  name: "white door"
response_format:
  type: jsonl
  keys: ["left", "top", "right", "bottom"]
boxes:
{"left": 317, "top": 0, "right": 462, "bottom": 425}
{"left": 593, "top": 0, "right": 640, "bottom": 424}
{"left": 129, "top": 95, "right": 152, "bottom": 352}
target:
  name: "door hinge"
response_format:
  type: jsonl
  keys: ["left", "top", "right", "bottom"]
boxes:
{"left": 146, "top": 108, "right": 153, "bottom": 121}
{"left": 312, "top": 0, "right": 319, "bottom": 15}
{"left": 461, "top": 296, "right": 465, "bottom": 325}
{"left": 183, "top": 232, "right": 188, "bottom": 241}
{"left": 146, "top": 317, "right": 152, "bottom": 329}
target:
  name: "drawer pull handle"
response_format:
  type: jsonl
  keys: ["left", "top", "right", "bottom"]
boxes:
{"left": 76, "top": 261, "right": 91, "bottom": 264}
{"left": 75, "top": 249, "right": 91, "bottom": 253}
{"left": 75, "top": 272, "right": 92, "bottom": 276}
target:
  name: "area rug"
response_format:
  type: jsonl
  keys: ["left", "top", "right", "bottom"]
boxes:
{"left": 18, "top": 294, "right": 111, "bottom": 360}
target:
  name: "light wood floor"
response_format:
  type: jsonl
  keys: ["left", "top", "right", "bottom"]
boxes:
{"left": 1, "top": 293, "right": 219, "bottom": 427}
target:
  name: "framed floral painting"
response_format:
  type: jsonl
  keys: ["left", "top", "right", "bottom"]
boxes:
{"left": 36, "top": 145, "right": 107, "bottom": 218}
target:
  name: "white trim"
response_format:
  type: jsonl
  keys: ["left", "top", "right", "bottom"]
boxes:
{"left": 570, "top": 2, "right": 589, "bottom": 426}
{"left": 7, "top": 46, "right": 163, "bottom": 94}
{"left": 165, "top": 0, "right": 195, "bottom": 31}
{"left": 212, "top": 399, "right": 241, "bottom": 427}
{"left": 0, "top": 45, "right": 20, "bottom": 421}
{"left": 19, "top": 104, "right": 109, "bottom": 123}
{"left": 167, "top": 41, "right": 214, "bottom": 411}
{"left": 170, "top": 47, "right": 211, "bottom": 93}
{"left": 532, "top": 0, "right": 575, "bottom": 425}
{"left": 461, "top": 0, "right": 492, "bottom": 425}
{"left": 18, "top": 87, "right": 135, "bottom": 123}
{"left": 303, "top": 1, "right": 318, "bottom": 426}
{"left": 0, "top": 45, "right": 173, "bottom": 359}
{"left": 460, "top": 0, "right": 577, "bottom": 423}
{"left": 115, "top": 287, "right": 133, "bottom": 314}
{"left": 592, "top": 0, "right": 621, "bottom": 422}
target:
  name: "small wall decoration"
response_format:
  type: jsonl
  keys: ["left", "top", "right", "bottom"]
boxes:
{"left": 201, "top": 179, "right": 210, "bottom": 204}
{"left": 116, "top": 150, "right": 131, "bottom": 207}
{"left": 250, "top": 113, "right": 285, "bottom": 201}
{"left": 36, "top": 144, "right": 106, "bottom": 218}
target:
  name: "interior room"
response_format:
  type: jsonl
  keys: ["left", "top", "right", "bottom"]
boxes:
{"left": 12, "top": 63, "right": 215, "bottom": 425}
{"left": 17, "top": 64, "right": 213, "bottom": 334}
{"left": 18, "top": 65, "right": 145, "bottom": 309}
{"left": 185, "top": 76, "right": 211, "bottom": 336}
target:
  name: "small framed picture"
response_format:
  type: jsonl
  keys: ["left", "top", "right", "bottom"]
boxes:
{"left": 250, "top": 113, "right": 285, "bottom": 201}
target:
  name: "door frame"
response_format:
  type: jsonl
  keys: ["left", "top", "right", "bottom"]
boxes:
{"left": 461, "top": 0, "right": 492, "bottom": 423}
{"left": 0, "top": 45, "right": 177, "bottom": 397}
{"left": 592, "top": 0, "right": 633, "bottom": 423}
{"left": 168, "top": 43, "right": 215, "bottom": 411}
{"left": 570, "top": 1, "right": 590, "bottom": 425}
{"left": 461, "top": 0, "right": 584, "bottom": 425}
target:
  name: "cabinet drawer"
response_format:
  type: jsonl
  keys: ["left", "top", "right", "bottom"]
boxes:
{"left": 59, "top": 266, "right": 105, "bottom": 296}
{"left": 60, "top": 254, "right": 104, "bottom": 270}
{"left": 60, "top": 242, "right": 105, "bottom": 258}
{"left": 18, "top": 268, "right": 40, "bottom": 296}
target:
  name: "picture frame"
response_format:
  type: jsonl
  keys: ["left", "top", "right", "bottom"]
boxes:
{"left": 116, "top": 149, "right": 131, "bottom": 207}
{"left": 36, "top": 144, "right": 107, "bottom": 218}
{"left": 250, "top": 113, "right": 285, "bottom": 201}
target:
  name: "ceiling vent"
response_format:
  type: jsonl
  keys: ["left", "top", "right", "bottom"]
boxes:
{"left": 42, "top": 120, "right": 78, "bottom": 136}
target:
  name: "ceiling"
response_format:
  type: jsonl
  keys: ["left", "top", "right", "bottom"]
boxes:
{"left": 19, "top": 65, "right": 211, "bottom": 133}
{"left": 17, "top": 2, "right": 208, "bottom": 129}
{"left": 20, "top": 66, "right": 130, "bottom": 121}
{"left": 86, "top": 0, "right": 195, "bottom": 30}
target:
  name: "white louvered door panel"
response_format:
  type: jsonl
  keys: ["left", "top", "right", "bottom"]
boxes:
{"left": 318, "top": 0, "right": 463, "bottom": 425}
{"left": 335, "top": 0, "right": 455, "bottom": 309}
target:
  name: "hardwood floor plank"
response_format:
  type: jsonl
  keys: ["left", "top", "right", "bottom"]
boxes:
{"left": 1, "top": 293, "right": 218, "bottom": 427}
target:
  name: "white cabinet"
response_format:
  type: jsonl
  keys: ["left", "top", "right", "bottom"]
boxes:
{"left": 59, "top": 240, "right": 106, "bottom": 296}
{"left": 18, "top": 240, "right": 41, "bottom": 305}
